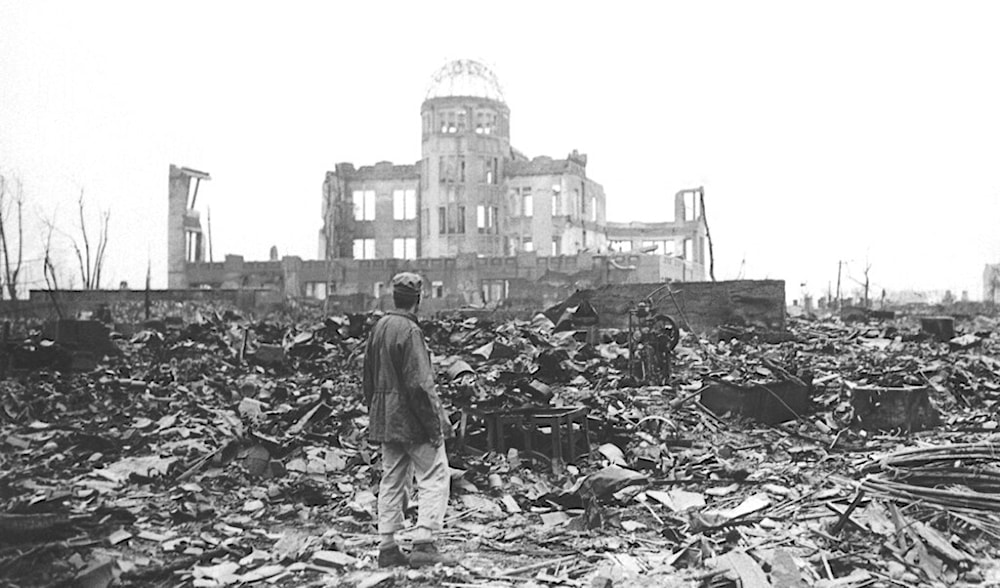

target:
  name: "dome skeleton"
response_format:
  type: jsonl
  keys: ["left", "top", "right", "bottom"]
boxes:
{"left": 425, "top": 59, "right": 506, "bottom": 103}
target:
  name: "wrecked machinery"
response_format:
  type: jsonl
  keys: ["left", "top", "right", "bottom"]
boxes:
{"left": 2, "top": 299, "right": 1000, "bottom": 587}
{"left": 626, "top": 286, "right": 681, "bottom": 386}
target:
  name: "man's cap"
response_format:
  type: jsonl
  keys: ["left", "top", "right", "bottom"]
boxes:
{"left": 391, "top": 272, "right": 423, "bottom": 297}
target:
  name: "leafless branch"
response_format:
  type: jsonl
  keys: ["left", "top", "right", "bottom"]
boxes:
{"left": 41, "top": 215, "right": 63, "bottom": 319}
{"left": 0, "top": 174, "right": 25, "bottom": 299}
{"left": 57, "top": 189, "right": 112, "bottom": 290}
{"left": 78, "top": 190, "right": 92, "bottom": 288}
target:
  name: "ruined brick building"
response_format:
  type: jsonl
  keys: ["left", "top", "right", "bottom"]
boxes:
{"left": 319, "top": 60, "right": 707, "bottom": 268}
{"left": 985, "top": 263, "right": 1000, "bottom": 303}
{"left": 170, "top": 60, "right": 711, "bottom": 309}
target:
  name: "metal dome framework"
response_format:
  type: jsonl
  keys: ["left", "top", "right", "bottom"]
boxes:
{"left": 425, "top": 59, "right": 506, "bottom": 103}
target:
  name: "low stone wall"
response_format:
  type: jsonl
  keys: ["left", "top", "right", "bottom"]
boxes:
{"left": 550, "top": 280, "right": 786, "bottom": 333}
{"left": 0, "top": 289, "right": 282, "bottom": 321}
{"left": 0, "top": 280, "right": 786, "bottom": 335}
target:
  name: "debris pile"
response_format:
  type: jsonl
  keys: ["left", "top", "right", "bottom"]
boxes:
{"left": 0, "top": 303, "right": 999, "bottom": 587}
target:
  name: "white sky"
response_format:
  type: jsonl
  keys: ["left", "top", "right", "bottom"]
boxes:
{"left": 1, "top": 1, "right": 999, "bottom": 300}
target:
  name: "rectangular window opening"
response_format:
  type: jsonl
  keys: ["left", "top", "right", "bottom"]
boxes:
{"left": 393, "top": 237, "right": 417, "bottom": 259}
{"left": 353, "top": 190, "right": 376, "bottom": 221}
{"left": 610, "top": 240, "right": 632, "bottom": 253}
{"left": 393, "top": 189, "right": 417, "bottom": 220}
{"left": 353, "top": 238, "right": 375, "bottom": 259}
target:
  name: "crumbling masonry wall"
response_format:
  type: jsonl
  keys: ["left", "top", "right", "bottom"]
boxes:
{"left": 556, "top": 280, "right": 786, "bottom": 333}
{"left": 167, "top": 165, "right": 211, "bottom": 288}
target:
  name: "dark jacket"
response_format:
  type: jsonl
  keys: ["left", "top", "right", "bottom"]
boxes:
{"left": 363, "top": 310, "right": 449, "bottom": 444}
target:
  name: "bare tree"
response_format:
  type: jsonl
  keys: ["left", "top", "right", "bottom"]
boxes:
{"left": 861, "top": 261, "right": 872, "bottom": 308}
{"left": 41, "top": 216, "right": 64, "bottom": 319}
{"left": 0, "top": 174, "right": 25, "bottom": 299}
{"left": 65, "top": 190, "right": 110, "bottom": 290}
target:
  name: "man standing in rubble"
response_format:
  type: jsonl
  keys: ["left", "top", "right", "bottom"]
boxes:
{"left": 363, "top": 272, "right": 456, "bottom": 568}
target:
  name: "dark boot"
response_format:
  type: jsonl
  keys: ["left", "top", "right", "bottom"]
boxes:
{"left": 409, "top": 542, "right": 460, "bottom": 567}
{"left": 378, "top": 545, "right": 409, "bottom": 568}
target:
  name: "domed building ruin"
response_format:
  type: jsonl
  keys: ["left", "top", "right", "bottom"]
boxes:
{"left": 174, "top": 60, "right": 709, "bottom": 307}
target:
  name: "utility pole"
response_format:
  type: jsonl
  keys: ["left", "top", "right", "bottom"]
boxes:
{"left": 144, "top": 257, "right": 151, "bottom": 321}
{"left": 863, "top": 266, "right": 871, "bottom": 308}
{"left": 835, "top": 261, "right": 843, "bottom": 310}
{"left": 697, "top": 187, "right": 716, "bottom": 281}
{"left": 207, "top": 206, "right": 214, "bottom": 263}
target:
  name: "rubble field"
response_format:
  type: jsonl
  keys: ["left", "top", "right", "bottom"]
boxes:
{"left": 2, "top": 301, "right": 1000, "bottom": 588}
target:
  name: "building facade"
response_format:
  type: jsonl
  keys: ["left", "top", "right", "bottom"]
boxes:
{"left": 173, "top": 60, "right": 711, "bottom": 305}
{"left": 167, "top": 165, "right": 211, "bottom": 288}
{"left": 985, "top": 264, "right": 1000, "bottom": 303}
{"left": 319, "top": 60, "right": 699, "bottom": 272}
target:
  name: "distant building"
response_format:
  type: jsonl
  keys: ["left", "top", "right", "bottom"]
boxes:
{"left": 318, "top": 59, "right": 704, "bottom": 273}
{"left": 167, "top": 165, "right": 210, "bottom": 289}
{"left": 170, "top": 60, "right": 711, "bottom": 305}
{"left": 985, "top": 264, "right": 1000, "bottom": 303}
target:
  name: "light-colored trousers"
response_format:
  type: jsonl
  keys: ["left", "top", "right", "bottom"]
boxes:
{"left": 377, "top": 441, "right": 450, "bottom": 541}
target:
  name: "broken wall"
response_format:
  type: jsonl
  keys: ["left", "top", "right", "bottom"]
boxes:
{"left": 0, "top": 289, "right": 282, "bottom": 321}
{"left": 556, "top": 280, "right": 786, "bottom": 333}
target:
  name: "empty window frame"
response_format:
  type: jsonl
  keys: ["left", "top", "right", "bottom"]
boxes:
{"left": 440, "top": 155, "right": 460, "bottom": 183}
{"left": 684, "top": 192, "right": 699, "bottom": 221}
{"left": 353, "top": 190, "right": 375, "bottom": 221}
{"left": 552, "top": 237, "right": 561, "bottom": 256}
{"left": 522, "top": 187, "right": 533, "bottom": 217}
{"left": 185, "top": 230, "right": 202, "bottom": 262}
{"left": 442, "top": 205, "right": 464, "bottom": 234}
{"left": 480, "top": 206, "right": 497, "bottom": 234}
{"left": 393, "top": 237, "right": 417, "bottom": 259}
{"left": 481, "top": 279, "right": 508, "bottom": 302}
{"left": 591, "top": 196, "right": 597, "bottom": 222}
{"left": 610, "top": 240, "right": 632, "bottom": 253}
{"left": 440, "top": 111, "right": 458, "bottom": 134}
{"left": 304, "top": 282, "right": 327, "bottom": 300}
{"left": 431, "top": 280, "right": 444, "bottom": 298}
{"left": 353, "top": 238, "right": 375, "bottom": 259}
{"left": 475, "top": 111, "right": 496, "bottom": 135}
{"left": 522, "top": 237, "right": 534, "bottom": 252}
{"left": 393, "top": 189, "right": 417, "bottom": 220}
